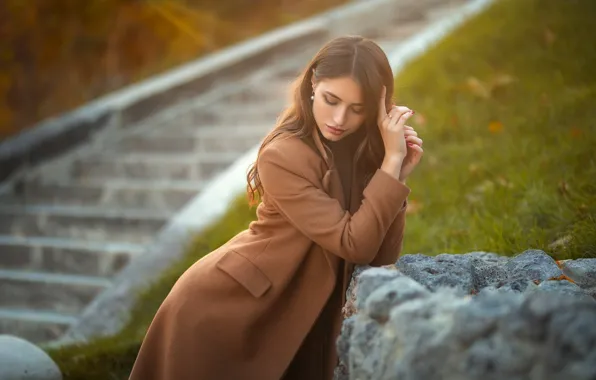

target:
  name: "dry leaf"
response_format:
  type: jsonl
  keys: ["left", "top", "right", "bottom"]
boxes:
{"left": 544, "top": 28, "right": 556, "bottom": 46}
{"left": 549, "top": 235, "right": 572, "bottom": 251}
{"left": 488, "top": 121, "right": 504, "bottom": 133}
{"left": 466, "top": 77, "right": 490, "bottom": 99}
{"left": 557, "top": 180, "right": 570, "bottom": 195}
{"left": 570, "top": 126, "right": 583, "bottom": 138}
{"left": 489, "top": 74, "right": 516, "bottom": 93}
{"left": 496, "top": 176, "right": 515, "bottom": 189}
{"left": 468, "top": 163, "right": 480, "bottom": 174}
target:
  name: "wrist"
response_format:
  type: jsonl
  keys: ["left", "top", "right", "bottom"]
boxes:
{"left": 381, "top": 154, "right": 404, "bottom": 180}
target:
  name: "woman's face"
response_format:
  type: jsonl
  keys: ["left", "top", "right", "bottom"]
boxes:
{"left": 311, "top": 76, "right": 366, "bottom": 142}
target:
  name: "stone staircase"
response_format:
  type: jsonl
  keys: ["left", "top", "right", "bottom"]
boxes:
{"left": 0, "top": 0, "right": 469, "bottom": 344}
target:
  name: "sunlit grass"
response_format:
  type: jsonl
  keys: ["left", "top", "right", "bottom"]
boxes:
{"left": 393, "top": 0, "right": 596, "bottom": 259}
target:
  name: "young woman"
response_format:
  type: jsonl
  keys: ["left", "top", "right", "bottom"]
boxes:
{"left": 129, "top": 35, "right": 423, "bottom": 380}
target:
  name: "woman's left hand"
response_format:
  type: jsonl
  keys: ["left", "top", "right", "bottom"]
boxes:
{"left": 399, "top": 125, "right": 423, "bottom": 182}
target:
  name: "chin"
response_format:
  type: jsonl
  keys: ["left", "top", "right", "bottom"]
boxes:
{"left": 322, "top": 132, "right": 343, "bottom": 141}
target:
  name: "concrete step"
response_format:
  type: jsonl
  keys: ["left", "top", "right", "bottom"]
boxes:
{"left": 0, "top": 235, "right": 143, "bottom": 277}
{"left": 70, "top": 152, "right": 241, "bottom": 182}
{"left": 0, "top": 269, "right": 110, "bottom": 316}
{"left": 3, "top": 178, "right": 203, "bottom": 211}
{"left": 112, "top": 129, "right": 266, "bottom": 155}
{"left": 216, "top": 79, "right": 293, "bottom": 108}
{"left": 146, "top": 122, "right": 272, "bottom": 140}
{"left": 132, "top": 100, "right": 285, "bottom": 138}
{"left": 0, "top": 205, "right": 168, "bottom": 244}
{"left": 0, "top": 308, "right": 75, "bottom": 344}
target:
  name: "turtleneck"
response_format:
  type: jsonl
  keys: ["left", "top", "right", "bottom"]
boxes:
{"left": 317, "top": 127, "right": 365, "bottom": 208}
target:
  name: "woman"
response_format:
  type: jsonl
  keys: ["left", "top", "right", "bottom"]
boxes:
{"left": 129, "top": 35, "right": 423, "bottom": 380}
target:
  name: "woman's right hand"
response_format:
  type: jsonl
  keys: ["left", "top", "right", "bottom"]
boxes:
{"left": 377, "top": 86, "right": 414, "bottom": 161}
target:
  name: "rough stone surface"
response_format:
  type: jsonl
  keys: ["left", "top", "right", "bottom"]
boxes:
{"left": 335, "top": 251, "right": 596, "bottom": 380}
{"left": 0, "top": 335, "right": 62, "bottom": 380}
{"left": 560, "top": 258, "right": 596, "bottom": 287}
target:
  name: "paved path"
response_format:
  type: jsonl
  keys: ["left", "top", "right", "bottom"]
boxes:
{"left": 0, "top": 0, "right": 468, "bottom": 344}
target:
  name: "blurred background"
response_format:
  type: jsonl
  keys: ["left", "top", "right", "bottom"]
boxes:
{"left": 0, "top": 0, "right": 346, "bottom": 140}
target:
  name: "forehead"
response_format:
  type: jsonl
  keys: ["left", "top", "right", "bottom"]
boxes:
{"left": 318, "top": 77, "right": 363, "bottom": 104}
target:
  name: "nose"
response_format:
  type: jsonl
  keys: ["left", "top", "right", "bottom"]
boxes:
{"left": 333, "top": 106, "right": 348, "bottom": 127}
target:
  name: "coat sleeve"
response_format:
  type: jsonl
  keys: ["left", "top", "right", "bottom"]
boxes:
{"left": 370, "top": 200, "right": 407, "bottom": 266}
{"left": 258, "top": 144, "right": 410, "bottom": 265}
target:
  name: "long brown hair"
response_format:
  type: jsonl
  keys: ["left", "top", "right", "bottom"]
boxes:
{"left": 246, "top": 35, "right": 395, "bottom": 206}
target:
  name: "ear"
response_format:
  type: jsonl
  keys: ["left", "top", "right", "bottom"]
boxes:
{"left": 311, "top": 69, "right": 316, "bottom": 88}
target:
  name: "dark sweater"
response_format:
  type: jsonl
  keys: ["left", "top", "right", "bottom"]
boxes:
{"left": 317, "top": 127, "right": 365, "bottom": 206}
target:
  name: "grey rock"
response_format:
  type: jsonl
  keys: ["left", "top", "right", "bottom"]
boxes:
{"left": 0, "top": 335, "right": 62, "bottom": 380}
{"left": 470, "top": 257, "right": 508, "bottom": 290}
{"left": 450, "top": 290, "right": 523, "bottom": 345}
{"left": 505, "top": 249, "right": 562, "bottom": 288}
{"left": 397, "top": 253, "right": 474, "bottom": 293}
{"left": 463, "top": 251, "right": 508, "bottom": 263}
{"left": 348, "top": 317, "right": 386, "bottom": 380}
{"left": 335, "top": 316, "right": 356, "bottom": 380}
{"left": 337, "top": 252, "right": 596, "bottom": 380}
{"left": 559, "top": 258, "right": 596, "bottom": 288}
{"left": 364, "top": 276, "right": 430, "bottom": 323}
{"left": 354, "top": 267, "right": 404, "bottom": 311}
{"left": 534, "top": 279, "right": 594, "bottom": 301}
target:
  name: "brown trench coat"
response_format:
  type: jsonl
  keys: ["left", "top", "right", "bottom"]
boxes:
{"left": 129, "top": 130, "right": 410, "bottom": 380}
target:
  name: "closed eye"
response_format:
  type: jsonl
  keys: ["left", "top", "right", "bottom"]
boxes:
{"left": 324, "top": 95, "right": 364, "bottom": 114}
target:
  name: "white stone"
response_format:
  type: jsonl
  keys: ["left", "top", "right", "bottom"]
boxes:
{"left": 0, "top": 335, "right": 62, "bottom": 380}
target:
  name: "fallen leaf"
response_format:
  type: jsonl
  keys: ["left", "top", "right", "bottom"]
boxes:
{"left": 489, "top": 73, "right": 516, "bottom": 90}
{"left": 496, "top": 176, "right": 514, "bottom": 189}
{"left": 570, "top": 126, "right": 583, "bottom": 138}
{"left": 549, "top": 235, "right": 572, "bottom": 251}
{"left": 557, "top": 180, "right": 570, "bottom": 196}
{"left": 488, "top": 120, "right": 504, "bottom": 133}
{"left": 544, "top": 27, "right": 556, "bottom": 46}
{"left": 468, "top": 163, "right": 480, "bottom": 174}
{"left": 466, "top": 77, "right": 490, "bottom": 99}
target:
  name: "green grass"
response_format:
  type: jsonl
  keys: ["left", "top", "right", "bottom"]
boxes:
{"left": 393, "top": 0, "right": 596, "bottom": 259}
{"left": 47, "top": 0, "right": 596, "bottom": 377}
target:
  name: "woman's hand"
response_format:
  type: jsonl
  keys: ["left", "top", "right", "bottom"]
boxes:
{"left": 399, "top": 125, "right": 424, "bottom": 182}
{"left": 377, "top": 86, "right": 414, "bottom": 161}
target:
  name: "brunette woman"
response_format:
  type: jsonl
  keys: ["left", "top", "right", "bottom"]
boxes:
{"left": 129, "top": 35, "right": 423, "bottom": 380}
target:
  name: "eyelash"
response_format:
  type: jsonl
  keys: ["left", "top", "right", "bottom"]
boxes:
{"left": 324, "top": 96, "right": 363, "bottom": 114}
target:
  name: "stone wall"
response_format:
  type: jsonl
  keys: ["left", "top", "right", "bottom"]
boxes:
{"left": 335, "top": 250, "right": 596, "bottom": 380}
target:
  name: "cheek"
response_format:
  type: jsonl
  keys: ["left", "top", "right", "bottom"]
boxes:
{"left": 312, "top": 100, "right": 330, "bottom": 120}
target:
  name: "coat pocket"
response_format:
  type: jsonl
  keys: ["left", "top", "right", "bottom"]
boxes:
{"left": 216, "top": 250, "right": 272, "bottom": 298}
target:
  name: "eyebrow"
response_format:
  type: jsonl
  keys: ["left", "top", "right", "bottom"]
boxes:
{"left": 324, "top": 91, "right": 364, "bottom": 107}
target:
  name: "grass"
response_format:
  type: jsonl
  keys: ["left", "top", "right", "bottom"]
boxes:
{"left": 393, "top": 0, "right": 596, "bottom": 260}
{"left": 47, "top": 0, "right": 596, "bottom": 377}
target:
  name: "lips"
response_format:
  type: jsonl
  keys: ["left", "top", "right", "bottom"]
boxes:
{"left": 326, "top": 124, "right": 345, "bottom": 136}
